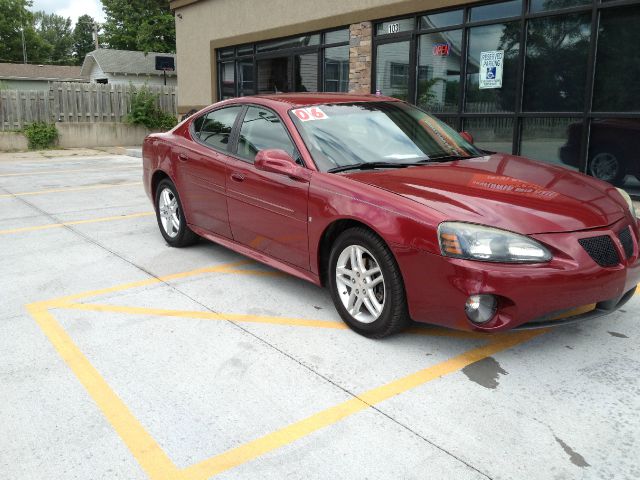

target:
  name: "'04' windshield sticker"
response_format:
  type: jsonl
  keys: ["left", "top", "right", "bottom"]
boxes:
{"left": 292, "top": 107, "right": 328, "bottom": 122}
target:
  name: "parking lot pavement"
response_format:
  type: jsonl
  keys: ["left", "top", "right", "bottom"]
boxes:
{"left": 0, "top": 151, "right": 639, "bottom": 480}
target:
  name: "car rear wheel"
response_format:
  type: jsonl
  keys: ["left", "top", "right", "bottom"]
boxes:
{"left": 155, "top": 179, "right": 198, "bottom": 247}
{"left": 328, "top": 227, "right": 409, "bottom": 338}
{"left": 588, "top": 148, "right": 626, "bottom": 186}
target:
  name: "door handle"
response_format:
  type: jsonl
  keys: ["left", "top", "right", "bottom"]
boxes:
{"left": 230, "top": 172, "right": 245, "bottom": 182}
{"left": 178, "top": 153, "right": 189, "bottom": 161}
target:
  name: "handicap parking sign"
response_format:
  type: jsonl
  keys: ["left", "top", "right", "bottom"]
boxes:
{"left": 479, "top": 50, "right": 504, "bottom": 89}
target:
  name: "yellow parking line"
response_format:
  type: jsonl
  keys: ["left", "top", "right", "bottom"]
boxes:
{"left": 63, "top": 302, "right": 351, "bottom": 330}
{"left": 181, "top": 330, "right": 545, "bottom": 480}
{"left": 47, "top": 260, "right": 257, "bottom": 306}
{"left": 0, "top": 164, "right": 139, "bottom": 177}
{"left": 62, "top": 302, "right": 489, "bottom": 340}
{"left": 0, "top": 181, "right": 142, "bottom": 198}
{"left": 0, "top": 212, "right": 154, "bottom": 235}
{"left": 26, "top": 304, "right": 182, "bottom": 480}
{"left": 26, "top": 261, "right": 549, "bottom": 480}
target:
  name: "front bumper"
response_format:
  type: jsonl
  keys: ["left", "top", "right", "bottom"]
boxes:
{"left": 395, "top": 217, "right": 640, "bottom": 332}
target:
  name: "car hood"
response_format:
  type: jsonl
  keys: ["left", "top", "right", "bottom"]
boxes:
{"left": 344, "top": 153, "right": 625, "bottom": 234}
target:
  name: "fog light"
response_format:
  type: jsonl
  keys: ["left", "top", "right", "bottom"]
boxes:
{"left": 465, "top": 294, "right": 498, "bottom": 324}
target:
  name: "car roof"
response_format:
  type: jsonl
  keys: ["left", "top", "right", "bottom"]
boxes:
{"left": 245, "top": 92, "right": 400, "bottom": 107}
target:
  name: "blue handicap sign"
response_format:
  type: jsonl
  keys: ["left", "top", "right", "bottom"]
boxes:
{"left": 486, "top": 67, "right": 496, "bottom": 80}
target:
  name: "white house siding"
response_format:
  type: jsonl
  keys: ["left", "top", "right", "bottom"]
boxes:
{"left": 86, "top": 61, "right": 177, "bottom": 87}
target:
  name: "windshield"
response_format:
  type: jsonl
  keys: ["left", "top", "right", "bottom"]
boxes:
{"left": 289, "top": 101, "right": 483, "bottom": 172}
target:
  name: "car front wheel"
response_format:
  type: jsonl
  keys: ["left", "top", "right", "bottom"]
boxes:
{"left": 589, "top": 148, "right": 626, "bottom": 186}
{"left": 155, "top": 179, "right": 198, "bottom": 247}
{"left": 328, "top": 227, "right": 409, "bottom": 338}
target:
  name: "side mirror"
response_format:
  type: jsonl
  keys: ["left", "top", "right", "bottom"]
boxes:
{"left": 459, "top": 131, "right": 474, "bottom": 144}
{"left": 255, "top": 149, "right": 310, "bottom": 181}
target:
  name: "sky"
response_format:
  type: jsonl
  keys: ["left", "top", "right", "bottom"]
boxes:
{"left": 30, "top": 0, "right": 106, "bottom": 25}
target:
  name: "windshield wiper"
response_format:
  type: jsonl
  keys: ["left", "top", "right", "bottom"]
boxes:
{"left": 418, "top": 154, "right": 476, "bottom": 163}
{"left": 327, "top": 162, "right": 415, "bottom": 173}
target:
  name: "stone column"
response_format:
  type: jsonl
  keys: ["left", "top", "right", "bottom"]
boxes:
{"left": 348, "top": 22, "right": 373, "bottom": 94}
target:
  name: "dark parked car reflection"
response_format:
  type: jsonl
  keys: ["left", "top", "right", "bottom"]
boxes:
{"left": 560, "top": 119, "right": 640, "bottom": 187}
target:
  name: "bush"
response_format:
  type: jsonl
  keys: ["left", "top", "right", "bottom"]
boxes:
{"left": 23, "top": 122, "right": 58, "bottom": 150}
{"left": 127, "top": 86, "right": 178, "bottom": 130}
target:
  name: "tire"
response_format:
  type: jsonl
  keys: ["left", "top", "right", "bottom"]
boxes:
{"left": 588, "top": 148, "right": 626, "bottom": 186}
{"left": 328, "top": 227, "right": 410, "bottom": 338}
{"left": 154, "top": 179, "right": 199, "bottom": 247}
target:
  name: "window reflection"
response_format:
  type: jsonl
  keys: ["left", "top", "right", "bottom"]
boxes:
{"left": 324, "top": 46, "right": 349, "bottom": 92}
{"left": 295, "top": 54, "right": 318, "bottom": 92}
{"left": 417, "top": 30, "right": 462, "bottom": 113}
{"left": 587, "top": 119, "right": 640, "bottom": 191}
{"left": 523, "top": 15, "right": 590, "bottom": 112}
{"left": 376, "top": 41, "right": 411, "bottom": 100}
{"left": 522, "top": 117, "right": 581, "bottom": 168}
{"left": 464, "top": 117, "right": 514, "bottom": 153}
{"left": 465, "top": 23, "right": 520, "bottom": 113}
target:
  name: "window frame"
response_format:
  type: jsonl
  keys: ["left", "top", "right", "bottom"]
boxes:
{"left": 228, "top": 104, "right": 304, "bottom": 167}
{"left": 190, "top": 105, "right": 245, "bottom": 154}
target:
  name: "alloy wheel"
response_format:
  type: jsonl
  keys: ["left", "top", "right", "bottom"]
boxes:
{"left": 335, "top": 244, "right": 386, "bottom": 324}
{"left": 590, "top": 152, "right": 619, "bottom": 182}
{"left": 158, "top": 187, "right": 181, "bottom": 238}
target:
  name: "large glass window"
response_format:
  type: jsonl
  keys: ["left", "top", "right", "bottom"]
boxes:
{"left": 592, "top": 7, "right": 640, "bottom": 112}
{"left": 236, "top": 107, "right": 296, "bottom": 163}
{"left": 417, "top": 30, "right": 462, "bottom": 112}
{"left": 463, "top": 117, "right": 515, "bottom": 153}
{"left": 521, "top": 117, "right": 582, "bottom": 167}
{"left": 294, "top": 53, "right": 318, "bottom": 92}
{"left": 523, "top": 14, "right": 590, "bottom": 112}
{"left": 470, "top": 0, "right": 522, "bottom": 21}
{"left": 465, "top": 23, "right": 520, "bottom": 113}
{"left": 217, "top": 27, "right": 349, "bottom": 102}
{"left": 530, "top": 0, "right": 589, "bottom": 12}
{"left": 238, "top": 59, "right": 255, "bottom": 97}
{"left": 376, "top": 41, "right": 411, "bottom": 100}
{"left": 219, "top": 62, "right": 235, "bottom": 100}
{"left": 197, "top": 106, "right": 242, "bottom": 151}
{"left": 324, "top": 46, "right": 349, "bottom": 92}
{"left": 375, "top": 18, "right": 415, "bottom": 36}
{"left": 588, "top": 119, "right": 640, "bottom": 189}
{"left": 420, "top": 10, "right": 464, "bottom": 29}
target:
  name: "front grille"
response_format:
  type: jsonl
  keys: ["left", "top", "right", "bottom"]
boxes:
{"left": 579, "top": 235, "right": 620, "bottom": 267}
{"left": 618, "top": 227, "right": 634, "bottom": 259}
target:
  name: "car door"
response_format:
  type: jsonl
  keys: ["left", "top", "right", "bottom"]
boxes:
{"left": 226, "top": 105, "right": 310, "bottom": 269}
{"left": 175, "top": 106, "right": 243, "bottom": 238}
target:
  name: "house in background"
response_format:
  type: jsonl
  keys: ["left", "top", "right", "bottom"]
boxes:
{"left": 0, "top": 63, "right": 85, "bottom": 90}
{"left": 80, "top": 49, "right": 177, "bottom": 87}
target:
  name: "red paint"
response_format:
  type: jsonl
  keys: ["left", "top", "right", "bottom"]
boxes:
{"left": 143, "top": 93, "right": 640, "bottom": 332}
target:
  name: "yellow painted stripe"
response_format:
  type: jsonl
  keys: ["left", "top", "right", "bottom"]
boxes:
{"left": 26, "top": 304, "right": 181, "bottom": 480}
{"left": 0, "top": 212, "right": 154, "bottom": 235}
{"left": 63, "top": 302, "right": 351, "bottom": 330}
{"left": 0, "top": 164, "right": 139, "bottom": 177}
{"left": 181, "top": 330, "right": 545, "bottom": 480}
{"left": 46, "top": 260, "right": 256, "bottom": 306}
{"left": 62, "top": 302, "right": 487, "bottom": 340}
{"left": 0, "top": 181, "right": 142, "bottom": 198}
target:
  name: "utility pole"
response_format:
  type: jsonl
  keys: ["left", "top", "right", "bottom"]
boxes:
{"left": 21, "top": 26, "right": 27, "bottom": 64}
{"left": 93, "top": 22, "right": 99, "bottom": 49}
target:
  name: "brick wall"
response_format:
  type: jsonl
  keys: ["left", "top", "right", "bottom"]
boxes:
{"left": 348, "top": 22, "right": 373, "bottom": 94}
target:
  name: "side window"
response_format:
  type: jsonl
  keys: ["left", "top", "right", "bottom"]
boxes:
{"left": 236, "top": 106, "right": 297, "bottom": 163}
{"left": 197, "top": 106, "right": 242, "bottom": 151}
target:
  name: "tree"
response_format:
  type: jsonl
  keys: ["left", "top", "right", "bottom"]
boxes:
{"left": 0, "top": 0, "right": 49, "bottom": 63}
{"left": 34, "top": 11, "right": 74, "bottom": 64}
{"left": 101, "top": 0, "right": 175, "bottom": 53}
{"left": 73, "top": 14, "right": 97, "bottom": 64}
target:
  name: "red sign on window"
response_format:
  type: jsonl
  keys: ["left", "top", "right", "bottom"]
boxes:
{"left": 432, "top": 43, "right": 450, "bottom": 57}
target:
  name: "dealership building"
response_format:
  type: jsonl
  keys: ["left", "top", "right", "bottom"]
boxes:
{"left": 170, "top": 0, "right": 640, "bottom": 194}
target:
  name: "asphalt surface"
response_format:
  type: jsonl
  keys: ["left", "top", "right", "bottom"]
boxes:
{"left": 0, "top": 149, "right": 639, "bottom": 480}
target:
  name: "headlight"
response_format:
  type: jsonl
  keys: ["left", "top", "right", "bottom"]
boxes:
{"left": 438, "top": 222, "right": 552, "bottom": 263}
{"left": 616, "top": 188, "right": 637, "bottom": 220}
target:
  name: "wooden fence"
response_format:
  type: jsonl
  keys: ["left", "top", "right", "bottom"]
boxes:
{"left": 0, "top": 82, "right": 177, "bottom": 131}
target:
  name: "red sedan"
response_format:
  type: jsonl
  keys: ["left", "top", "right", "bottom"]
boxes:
{"left": 143, "top": 94, "right": 639, "bottom": 337}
